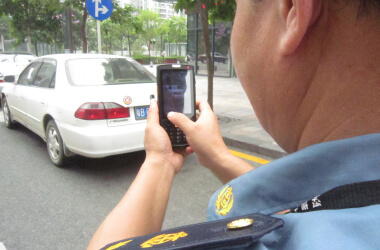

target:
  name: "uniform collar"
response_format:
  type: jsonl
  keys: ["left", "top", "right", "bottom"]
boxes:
{"left": 208, "top": 133, "right": 380, "bottom": 221}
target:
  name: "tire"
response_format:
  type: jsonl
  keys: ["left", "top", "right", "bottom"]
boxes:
{"left": 46, "top": 120, "right": 67, "bottom": 167}
{"left": 2, "top": 97, "right": 14, "bottom": 129}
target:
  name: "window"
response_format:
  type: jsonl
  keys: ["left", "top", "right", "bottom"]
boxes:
{"left": 17, "top": 62, "right": 42, "bottom": 86}
{"left": 66, "top": 58, "right": 156, "bottom": 86}
{"left": 34, "top": 61, "right": 56, "bottom": 88}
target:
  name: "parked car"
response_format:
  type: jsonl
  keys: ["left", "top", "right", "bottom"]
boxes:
{"left": 198, "top": 52, "right": 228, "bottom": 64}
{"left": 0, "top": 52, "right": 36, "bottom": 82}
{"left": 0, "top": 53, "right": 36, "bottom": 105}
{"left": 1, "top": 54, "right": 157, "bottom": 166}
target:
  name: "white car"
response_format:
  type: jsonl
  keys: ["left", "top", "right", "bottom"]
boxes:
{"left": 0, "top": 53, "right": 37, "bottom": 82}
{"left": 0, "top": 53, "right": 37, "bottom": 105}
{"left": 1, "top": 54, "right": 156, "bottom": 166}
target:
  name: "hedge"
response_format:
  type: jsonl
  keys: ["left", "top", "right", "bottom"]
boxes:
{"left": 132, "top": 56, "right": 186, "bottom": 65}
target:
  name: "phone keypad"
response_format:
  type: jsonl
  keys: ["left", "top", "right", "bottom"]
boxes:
{"left": 163, "top": 121, "right": 187, "bottom": 145}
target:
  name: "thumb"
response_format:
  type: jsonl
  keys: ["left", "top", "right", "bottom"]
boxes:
{"left": 167, "top": 112, "right": 194, "bottom": 134}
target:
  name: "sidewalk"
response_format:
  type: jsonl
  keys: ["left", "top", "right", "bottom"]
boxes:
{"left": 144, "top": 65, "right": 287, "bottom": 159}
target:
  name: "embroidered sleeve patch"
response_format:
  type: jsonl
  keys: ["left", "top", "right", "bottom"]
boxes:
{"left": 215, "top": 185, "right": 234, "bottom": 216}
{"left": 140, "top": 232, "right": 188, "bottom": 248}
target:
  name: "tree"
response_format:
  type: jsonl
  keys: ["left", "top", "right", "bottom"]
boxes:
{"left": 0, "top": 0, "right": 64, "bottom": 55}
{"left": 175, "top": 0, "right": 236, "bottom": 109}
{"left": 139, "top": 9, "right": 160, "bottom": 57}
{"left": 157, "top": 18, "right": 170, "bottom": 55}
{"left": 0, "top": 15, "right": 11, "bottom": 52}
{"left": 64, "top": 0, "right": 89, "bottom": 53}
{"left": 167, "top": 16, "right": 187, "bottom": 56}
{"left": 110, "top": 5, "right": 142, "bottom": 57}
{"left": 101, "top": 18, "right": 119, "bottom": 53}
{"left": 86, "top": 17, "right": 98, "bottom": 52}
{"left": 65, "top": 0, "right": 122, "bottom": 53}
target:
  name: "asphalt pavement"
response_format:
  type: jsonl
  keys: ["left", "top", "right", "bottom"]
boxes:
{"left": 144, "top": 64, "right": 287, "bottom": 159}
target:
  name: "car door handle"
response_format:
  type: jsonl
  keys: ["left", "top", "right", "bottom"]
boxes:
{"left": 40, "top": 102, "right": 45, "bottom": 105}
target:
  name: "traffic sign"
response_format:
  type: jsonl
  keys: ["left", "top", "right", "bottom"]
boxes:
{"left": 86, "top": 0, "right": 113, "bottom": 21}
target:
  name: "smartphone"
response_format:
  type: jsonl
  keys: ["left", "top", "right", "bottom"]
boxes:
{"left": 157, "top": 64, "right": 196, "bottom": 147}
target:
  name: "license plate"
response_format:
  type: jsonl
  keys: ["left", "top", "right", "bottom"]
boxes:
{"left": 135, "top": 106, "right": 149, "bottom": 120}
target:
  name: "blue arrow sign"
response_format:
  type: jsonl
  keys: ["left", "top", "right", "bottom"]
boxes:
{"left": 86, "top": 0, "right": 113, "bottom": 21}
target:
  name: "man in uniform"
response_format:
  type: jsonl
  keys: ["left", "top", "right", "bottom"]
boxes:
{"left": 88, "top": 0, "right": 380, "bottom": 249}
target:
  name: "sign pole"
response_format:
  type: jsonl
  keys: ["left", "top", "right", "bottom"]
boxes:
{"left": 97, "top": 20, "right": 101, "bottom": 53}
{"left": 86, "top": 0, "right": 113, "bottom": 54}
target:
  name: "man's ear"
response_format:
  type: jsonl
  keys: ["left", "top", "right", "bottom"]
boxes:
{"left": 280, "top": 0, "right": 321, "bottom": 55}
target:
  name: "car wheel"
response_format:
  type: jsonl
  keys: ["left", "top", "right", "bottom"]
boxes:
{"left": 2, "top": 97, "right": 14, "bottom": 129}
{"left": 46, "top": 120, "right": 67, "bottom": 167}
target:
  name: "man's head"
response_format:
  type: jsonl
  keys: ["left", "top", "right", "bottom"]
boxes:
{"left": 232, "top": 0, "right": 380, "bottom": 153}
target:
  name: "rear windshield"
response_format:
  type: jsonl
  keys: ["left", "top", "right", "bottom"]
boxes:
{"left": 66, "top": 58, "right": 156, "bottom": 86}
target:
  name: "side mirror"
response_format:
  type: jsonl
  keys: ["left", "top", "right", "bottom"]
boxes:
{"left": 4, "top": 75, "right": 16, "bottom": 83}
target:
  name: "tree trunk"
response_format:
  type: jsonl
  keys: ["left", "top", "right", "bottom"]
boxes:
{"left": 34, "top": 41, "right": 38, "bottom": 56}
{"left": 148, "top": 40, "right": 151, "bottom": 57}
{"left": 199, "top": 1, "right": 214, "bottom": 109}
{"left": 68, "top": 7, "right": 74, "bottom": 53}
{"left": 82, "top": 4, "right": 88, "bottom": 53}
{"left": 0, "top": 35, "right": 4, "bottom": 52}
{"left": 27, "top": 34, "right": 33, "bottom": 54}
{"left": 127, "top": 34, "right": 132, "bottom": 57}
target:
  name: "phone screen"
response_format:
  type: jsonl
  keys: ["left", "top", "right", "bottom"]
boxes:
{"left": 161, "top": 69, "right": 194, "bottom": 117}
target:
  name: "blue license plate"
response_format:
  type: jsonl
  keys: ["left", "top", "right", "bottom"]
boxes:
{"left": 135, "top": 106, "right": 149, "bottom": 120}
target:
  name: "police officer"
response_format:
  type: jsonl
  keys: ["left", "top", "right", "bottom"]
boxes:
{"left": 88, "top": 0, "right": 380, "bottom": 249}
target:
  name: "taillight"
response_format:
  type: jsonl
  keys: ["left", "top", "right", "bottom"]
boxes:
{"left": 104, "top": 102, "right": 130, "bottom": 119}
{"left": 75, "top": 102, "right": 130, "bottom": 120}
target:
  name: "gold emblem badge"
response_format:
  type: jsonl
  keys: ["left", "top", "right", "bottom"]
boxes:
{"left": 215, "top": 185, "right": 234, "bottom": 216}
{"left": 140, "top": 232, "right": 188, "bottom": 248}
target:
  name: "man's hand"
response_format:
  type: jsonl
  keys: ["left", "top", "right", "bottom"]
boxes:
{"left": 167, "top": 101, "right": 231, "bottom": 171}
{"left": 144, "top": 99, "right": 189, "bottom": 174}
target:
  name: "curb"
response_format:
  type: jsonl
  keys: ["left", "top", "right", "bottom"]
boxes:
{"left": 223, "top": 136, "right": 287, "bottom": 159}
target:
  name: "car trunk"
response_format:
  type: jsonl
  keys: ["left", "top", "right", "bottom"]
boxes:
{"left": 71, "top": 82, "right": 156, "bottom": 127}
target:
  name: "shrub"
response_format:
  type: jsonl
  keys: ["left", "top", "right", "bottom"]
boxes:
{"left": 132, "top": 55, "right": 186, "bottom": 65}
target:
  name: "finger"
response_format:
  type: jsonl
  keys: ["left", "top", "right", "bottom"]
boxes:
{"left": 167, "top": 112, "right": 194, "bottom": 133}
{"left": 186, "top": 147, "right": 194, "bottom": 155}
{"left": 147, "top": 99, "right": 159, "bottom": 124}
{"left": 173, "top": 147, "right": 190, "bottom": 158}
{"left": 198, "top": 101, "right": 211, "bottom": 114}
{"left": 195, "top": 101, "right": 202, "bottom": 110}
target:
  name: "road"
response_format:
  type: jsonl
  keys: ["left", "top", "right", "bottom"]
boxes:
{"left": 0, "top": 110, "right": 272, "bottom": 250}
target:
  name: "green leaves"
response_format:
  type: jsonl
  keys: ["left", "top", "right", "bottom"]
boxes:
{"left": 175, "top": 0, "right": 236, "bottom": 23}
{"left": 0, "top": 0, "right": 64, "bottom": 50}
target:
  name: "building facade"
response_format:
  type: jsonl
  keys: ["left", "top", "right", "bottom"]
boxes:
{"left": 116, "top": 0, "right": 183, "bottom": 19}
